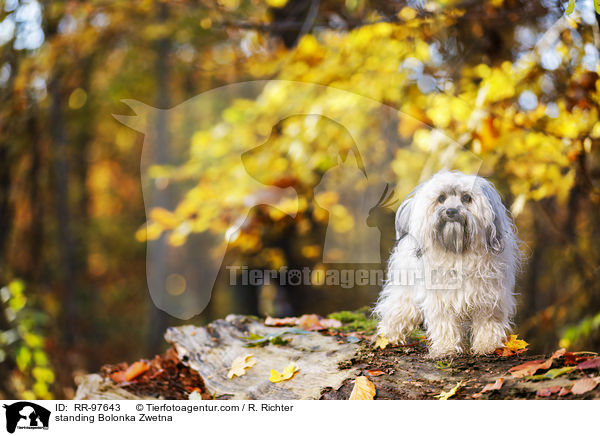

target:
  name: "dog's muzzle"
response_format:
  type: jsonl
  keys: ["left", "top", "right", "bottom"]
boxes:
{"left": 435, "top": 209, "right": 469, "bottom": 253}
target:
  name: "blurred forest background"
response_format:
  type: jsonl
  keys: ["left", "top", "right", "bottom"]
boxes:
{"left": 1, "top": 0, "right": 600, "bottom": 400}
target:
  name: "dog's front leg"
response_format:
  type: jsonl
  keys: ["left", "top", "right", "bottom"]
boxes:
{"left": 471, "top": 309, "right": 508, "bottom": 355}
{"left": 423, "top": 304, "right": 463, "bottom": 358}
{"left": 375, "top": 286, "right": 422, "bottom": 345}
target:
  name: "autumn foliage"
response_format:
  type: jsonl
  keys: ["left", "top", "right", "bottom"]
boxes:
{"left": 0, "top": 0, "right": 600, "bottom": 399}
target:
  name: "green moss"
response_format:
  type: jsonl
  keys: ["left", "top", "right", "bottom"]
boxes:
{"left": 328, "top": 307, "right": 378, "bottom": 333}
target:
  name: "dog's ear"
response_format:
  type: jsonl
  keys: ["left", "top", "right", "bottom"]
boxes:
{"left": 480, "top": 179, "right": 507, "bottom": 254}
{"left": 395, "top": 185, "right": 420, "bottom": 240}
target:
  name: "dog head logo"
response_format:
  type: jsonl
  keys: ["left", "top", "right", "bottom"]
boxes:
{"left": 3, "top": 402, "right": 50, "bottom": 434}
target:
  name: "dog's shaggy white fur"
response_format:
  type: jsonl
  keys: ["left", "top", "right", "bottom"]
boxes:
{"left": 374, "top": 171, "right": 521, "bottom": 357}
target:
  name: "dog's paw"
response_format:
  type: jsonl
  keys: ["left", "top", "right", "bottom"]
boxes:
{"left": 471, "top": 332, "right": 505, "bottom": 355}
{"left": 427, "top": 344, "right": 463, "bottom": 359}
{"left": 470, "top": 343, "right": 499, "bottom": 356}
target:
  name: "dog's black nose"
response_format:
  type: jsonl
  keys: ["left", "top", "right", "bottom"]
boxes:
{"left": 445, "top": 208, "right": 458, "bottom": 219}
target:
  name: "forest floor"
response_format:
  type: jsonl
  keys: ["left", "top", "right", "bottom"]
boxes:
{"left": 75, "top": 310, "right": 600, "bottom": 400}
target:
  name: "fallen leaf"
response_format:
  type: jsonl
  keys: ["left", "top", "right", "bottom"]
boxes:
{"left": 494, "top": 347, "right": 515, "bottom": 357}
{"left": 110, "top": 371, "right": 127, "bottom": 384}
{"left": 508, "top": 359, "right": 546, "bottom": 378}
{"left": 349, "top": 376, "right": 376, "bottom": 400}
{"left": 563, "top": 352, "right": 595, "bottom": 366}
{"left": 472, "top": 377, "right": 504, "bottom": 398}
{"left": 269, "top": 363, "right": 299, "bottom": 383}
{"left": 265, "top": 316, "right": 298, "bottom": 326}
{"left": 509, "top": 348, "right": 566, "bottom": 378}
{"left": 298, "top": 314, "right": 322, "bottom": 330}
{"left": 537, "top": 385, "right": 562, "bottom": 397}
{"left": 242, "top": 332, "right": 290, "bottom": 347}
{"left": 571, "top": 377, "right": 599, "bottom": 395}
{"left": 559, "top": 387, "right": 571, "bottom": 397}
{"left": 124, "top": 361, "right": 150, "bottom": 381}
{"left": 435, "top": 360, "right": 452, "bottom": 369}
{"left": 319, "top": 318, "right": 343, "bottom": 329}
{"left": 435, "top": 381, "right": 464, "bottom": 400}
{"left": 504, "top": 334, "right": 529, "bottom": 352}
{"left": 374, "top": 334, "right": 389, "bottom": 350}
{"left": 367, "top": 369, "right": 385, "bottom": 377}
{"left": 526, "top": 366, "right": 576, "bottom": 380}
{"left": 576, "top": 357, "right": 600, "bottom": 370}
{"left": 266, "top": 314, "right": 342, "bottom": 331}
{"left": 227, "top": 354, "right": 257, "bottom": 379}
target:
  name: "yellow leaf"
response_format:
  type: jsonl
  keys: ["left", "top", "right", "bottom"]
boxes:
{"left": 374, "top": 334, "right": 389, "bottom": 350}
{"left": 227, "top": 354, "right": 257, "bottom": 379}
{"left": 149, "top": 207, "right": 179, "bottom": 229}
{"left": 269, "top": 363, "right": 298, "bottom": 383}
{"left": 504, "top": 334, "right": 529, "bottom": 352}
{"left": 435, "top": 381, "right": 464, "bottom": 400}
{"left": 398, "top": 7, "right": 417, "bottom": 20}
{"left": 349, "top": 376, "right": 376, "bottom": 400}
{"left": 266, "top": 0, "right": 288, "bottom": 7}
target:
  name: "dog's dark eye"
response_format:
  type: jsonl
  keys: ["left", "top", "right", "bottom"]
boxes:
{"left": 461, "top": 193, "right": 472, "bottom": 203}
{"left": 437, "top": 194, "right": 446, "bottom": 203}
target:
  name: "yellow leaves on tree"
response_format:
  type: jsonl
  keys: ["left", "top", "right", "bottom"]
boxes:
{"left": 266, "top": 0, "right": 288, "bottom": 8}
{"left": 269, "top": 363, "right": 299, "bottom": 383}
{"left": 349, "top": 376, "right": 376, "bottom": 400}
{"left": 227, "top": 354, "right": 257, "bottom": 379}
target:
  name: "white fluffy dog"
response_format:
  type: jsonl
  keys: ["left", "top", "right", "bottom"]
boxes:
{"left": 374, "top": 171, "right": 521, "bottom": 357}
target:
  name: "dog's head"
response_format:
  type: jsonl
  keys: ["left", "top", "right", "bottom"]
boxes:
{"left": 395, "top": 170, "right": 512, "bottom": 255}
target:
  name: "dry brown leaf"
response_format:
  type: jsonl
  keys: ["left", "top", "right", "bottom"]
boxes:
{"left": 349, "top": 376, "right": 376, "bottom": 400}
{"left": 559, "top": 387, "right": 571, "bottom": 397}
{"left": 110, "top": 360, "right": 151, "bottom": 384}
{"left": 509, "top": 348, "right": 566, "bottom": 378}
{"left": 536, "top": 385, "right": 562, "bottom": 397}
{"left": 264, "top": 316, "right": 298, "bottom": 327}
{"left": 576, "top": 357, "right": 600, "bottom": 370}
{"left": 124, "top": 361, "right": 150, "bottom": 381}
{"left": 109, "top": 371, "right": 127, "bottom": 384}
{"left": 227, "top": 354, "right": 257, "bottom": 379}
{"left": 472, "top": 377, "right": 504, "bottom": 398}
{"left": 298, "top": 314, "right": 322, "bottom": 330}
{"left": 367, "top": 369, "right": 385, "bottom": 377}
{"left": 508, "top": 359, "right": 546, "bottom": 378}
{"left": 494, "top": 348, "right": 515, "bottom": 357}
{"left": 265, "top": 314, "right": 341, "bottom": 330}
{"left": 571, "top": 377, "right": 599, "bottom": 395}
{"left": 319, "top": 318, "right": 342, "bottom": 329}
